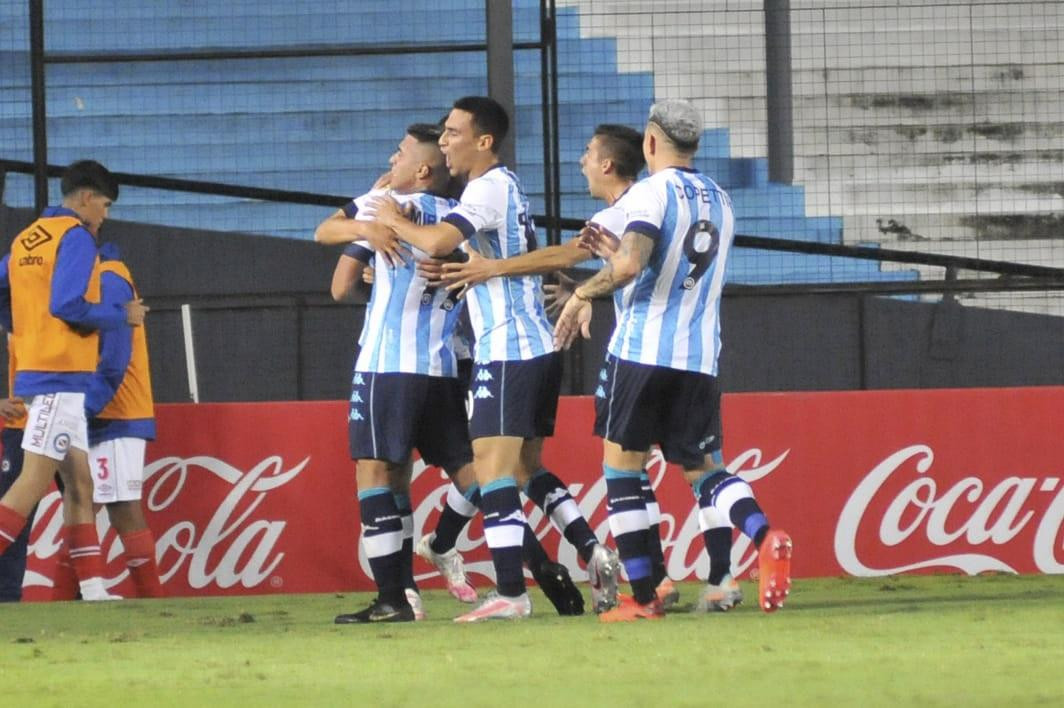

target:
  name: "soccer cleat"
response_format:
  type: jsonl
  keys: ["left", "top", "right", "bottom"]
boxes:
{"left": 598, "top": 593, "right": 664, "bottom": 623}
{"left": 758, "top": 529, "right": 793, "bottom": 613}
{"left": 655, "top": 577, "right": 680, "bottom": 609}
{"left": 334, "top": 598, "right": 416, "bottom": 624}
{"left": 405, "top": 588, "right": 426, "bottom": 621}
{"left": 79, "top": 579, "right": 121, "bottom": 602}
{"left": 587, "top": 544, "right": 620, "bottom": 613}
{"left": 532, "top": 560, "right": 584, "bottom": 616}
{"left": 695, "top": 574, "right": 743, "bottom": 612}
{"left": 415, "top": 533, "right": 477, "bottom": 603}
{"left": 453, "top": 592, "right": 531, "bottom": 623}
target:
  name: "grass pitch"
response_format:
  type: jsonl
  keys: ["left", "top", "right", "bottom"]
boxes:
{"left": 2, "top": 574, "right": 1063, "bottom": 707}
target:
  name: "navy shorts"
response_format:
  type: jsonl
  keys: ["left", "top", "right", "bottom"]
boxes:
{"left": 593, "top": 355, "right": 722, "bottom": 468}
{"left": 348, "top": 371, "right": 472, "bottom": 472}
{"left": 467, "top": 352, "right": 562, "bottom": 440}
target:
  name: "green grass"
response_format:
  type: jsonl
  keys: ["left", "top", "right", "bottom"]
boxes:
{"left": 2, "top": 575, "right": 1063, "bottom": 707}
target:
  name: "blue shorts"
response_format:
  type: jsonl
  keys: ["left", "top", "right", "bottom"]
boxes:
{"left": 348, "top": 372, "right": 472, "bottom": 473}
{"left": 467, "top": 352, "right": 562, "bottom": 440}
{"left": 593, "top": 355, "right": 722, "bottom": 468}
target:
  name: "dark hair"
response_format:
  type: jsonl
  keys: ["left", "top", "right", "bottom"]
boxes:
{"left": 406, "top": 122, "right": 443, "bottom": 144}
{"left": 60, "top": 160, "right": 118, "bottom": 201}
{"left": 452, "top": 96, "right": 509, "bottom": 152}
{"left": 593, "top": 124, "right": 646, "bottom": 180}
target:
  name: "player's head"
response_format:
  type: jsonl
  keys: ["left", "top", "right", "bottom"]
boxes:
{"left": 388, "top": 122, "right": 449, "bottom": 194}
{"left": 644, "top": 100, "right": 702, "bottom": 170}
{"left": 580, "top": 124, "right": 645, "bottom": 200}
{"left": 440, "top": 96, "right": 510, "bottom": 177}
{"left": 60, "top": 160, "right": 118, "bottom": 235}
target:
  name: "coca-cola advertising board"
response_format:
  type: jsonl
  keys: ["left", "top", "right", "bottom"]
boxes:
{"left": 16, "top": 387, "right": 1064, "bottom": 600}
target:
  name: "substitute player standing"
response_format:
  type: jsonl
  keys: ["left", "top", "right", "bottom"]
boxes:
{"left": 554, "top": 101, "right": 792, "bottom": 621}
{"left": 0, "top": 160, "right": 147, "bottom": 601}
{"left": 84, "top": 243, "right": 164, "bottom": 598}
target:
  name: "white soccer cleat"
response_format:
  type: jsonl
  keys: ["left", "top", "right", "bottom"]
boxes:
{"left": 454, "top": 592, "right": 531, "bottom": 623}
{"left": 405, "top": 588, "right": 426, "bottom": 621}
{"left": 586, "top": 544, "right": 620, "bottom": 613}
{"left": 79, "top": 578, "right": 122, "bottom": 602}
{"left": 695, "top": 574, "right": 744, "bottom": 613}
{"left": 416, "top": 533, "right": 478, "bottom": 603}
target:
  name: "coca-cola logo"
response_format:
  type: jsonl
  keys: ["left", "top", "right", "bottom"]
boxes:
{"left": 835, "top": 444, "right": 1064, "bottom": 575}
{"left": 27, "top": 455, "right": 308, "bottom": 592}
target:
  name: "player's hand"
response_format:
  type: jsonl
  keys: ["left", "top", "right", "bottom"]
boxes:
{"left": 368, "top": 194, "right": 403, "bottom": 229}
{"left": 578, "top": 222, "right": 621, "bottom": 259}
{"left": 363, "top": 266, "right": 375, "bottom": 285}
{"left": 125, "top": 298, "right": 149, "bottom": 326}
{"left": 0, "top": 396, "right": 26, "bottom": 422}
{"left": 362, "top": 219, "right": 410, "bottom": 268}
{"left": 371, "top": 171, "right": 391, "bottom": 191}
{"left": 544, "top": 271, "right": 578, "bottom": 317}
{"left": 440, "top": 248, "right": 497, "bottom": 298}
{"left": 553, "top": 293, "right": 593, "bottom": 350}
{"left": 417, "top": 257, "right": 446, "bottom": 285}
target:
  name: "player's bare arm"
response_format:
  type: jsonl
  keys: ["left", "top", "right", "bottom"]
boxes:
{"left": 552, "top": 231, "right": 654, "bottom": 350}
{"left": 315, "top": 209, "right": 385, "bottom": 246}
{"left": 0, "top": 396, "right": 25, "bottom": 422}
{"left": 440, "top": 237, "right": 592, "bottom": 292}
{"left": 370, "top": 194, "right": 464, "bottom": 258}
{"left": 331, "top": 254, "right": 368, "bottom": 303}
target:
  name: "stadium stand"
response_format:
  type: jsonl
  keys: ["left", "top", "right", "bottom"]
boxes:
{"left": 0, "top": 0, "right": 924, "bottom": 288}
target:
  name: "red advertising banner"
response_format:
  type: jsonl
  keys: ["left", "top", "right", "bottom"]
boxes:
{"left": 18, "top": 387, "right": 1064, "bottom": 600}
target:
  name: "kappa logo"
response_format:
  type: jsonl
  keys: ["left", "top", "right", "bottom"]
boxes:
{"left": 595, "top": 385, "right": 607, "bottom": 398}
{"left": 350, "top": 391, "right": 364, "bottom": 404}
{"left": 698, "top": 435, "right": 717, "bottom": 451}
{"left": 352, "top": 373, "right": 366, "bottom": 386}
{"left": 472, "top": 386, "right": 493, "bottom": 400}
{"left": 599, "top": 369, "right": 608, "bottom": 382}
{"left": 475, "top": 369, "right": 494, "bottom": 382}
{"left": 349, "top": 409, "right": 365, "bottom": 422}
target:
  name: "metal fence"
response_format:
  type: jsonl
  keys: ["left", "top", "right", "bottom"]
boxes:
{"left": 0, "top": 0, "right": 1061, "bottom": 399}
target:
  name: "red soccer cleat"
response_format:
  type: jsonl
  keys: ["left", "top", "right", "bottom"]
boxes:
{"left": 598, "top": 593, "right": 665, "bottom": 623}
{"left": 758, "top": 529, "right": 793, "bottom": 613}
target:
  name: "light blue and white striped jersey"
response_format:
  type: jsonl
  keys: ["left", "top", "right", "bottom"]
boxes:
{"left": 588, "top": 201, "right": 629, "bottom": 321}
{"left": 344, "top": 189, "right": 465, "bottom": 376}
{"left": 442, "top": 165, "right": 553, "bottom": 363}
{"left": 608, "top": 167, "right": 735, "bottom": 376}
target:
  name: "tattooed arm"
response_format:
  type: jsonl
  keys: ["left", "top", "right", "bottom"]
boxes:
{"left": 553, "top": 230, "right": 655, "bottom": 350}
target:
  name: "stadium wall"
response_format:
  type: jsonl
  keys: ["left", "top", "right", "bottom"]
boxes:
{"left": 16, "top": 387, "right": 1064, "bottom": 600}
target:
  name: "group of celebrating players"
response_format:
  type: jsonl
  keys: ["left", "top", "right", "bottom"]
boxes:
{"left": 0, "top": 95, "right": 792, "bottom": 622}
{"left": 315, "top": 95, "right": 793, "bottom": 623}
{"left": 0, "top": 161, "right": 164, "bottom": 602}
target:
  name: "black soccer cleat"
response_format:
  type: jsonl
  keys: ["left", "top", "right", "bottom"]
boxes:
{"left": 334, "top": 598, "right": 416, "bottom": 624}
{"left": 532, "top": 560, "right": 585, "bottom": 616}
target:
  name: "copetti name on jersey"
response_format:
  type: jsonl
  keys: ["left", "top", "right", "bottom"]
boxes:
{"left": 672, "top": 182, "right": 715, "bottom": 204}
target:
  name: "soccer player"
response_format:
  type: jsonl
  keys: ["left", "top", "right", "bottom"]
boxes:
{"left": 81, "top": 243, "right": 164, "bottom": 598}
{"left": 431, "top": 123, "right": 738, "bottom": 610}
{"left": 319, "top": 123, "right": 479, "bottom": 623}
{"left": 554, "top": 100, "right": 792, "bottom": 621}
{"left": 0, "top": 160, "right": 148, "bottom": 602}
{"left": 371, "top": 96, "right": 617, "bottom": 622}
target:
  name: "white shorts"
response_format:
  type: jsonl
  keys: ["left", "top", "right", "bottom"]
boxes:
{"left": 89, "top": 437, "right": 147, "bottom": 504}
{"left": 21, "top": 392, "right": 89, "bottom": 461}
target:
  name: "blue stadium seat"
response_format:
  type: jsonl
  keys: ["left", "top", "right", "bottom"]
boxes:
{"left": 0, "top": 0, "right": 916, "bottom": 286}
